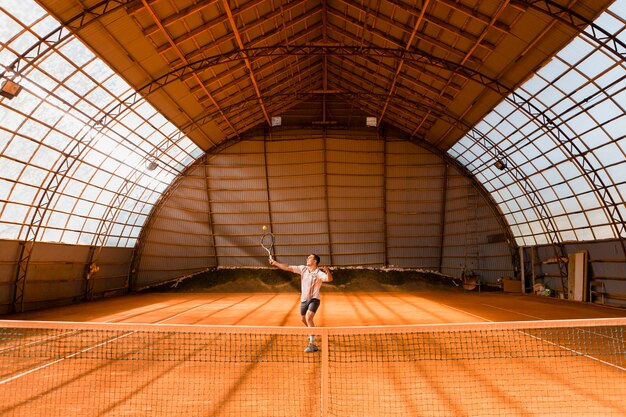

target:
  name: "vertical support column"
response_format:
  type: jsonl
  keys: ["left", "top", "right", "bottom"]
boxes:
{"left": 382, "top": 130, "right": 388, "bottom": 267}
{"left": 322, "top": 129, "right": 333, "bottom": 265}
{"left": 204, "top": 160, "right": 218, "bottom": 266}
{"left": 13, "top": 241, "right": 31, "bottom": 313}
{"left": 519, "top": 246, "right": 526, "bottom": 294}
{"left": 530, "top": 246, "right": 537, "bottom": 292}
{"left": 262, "top": 129, "right": 274, "bottom": 255}
{"left": 437, "top": 163, "right": 449, "bottom": 273}
{"left": 321, "top": 331, "right": 329, "bottom": 417}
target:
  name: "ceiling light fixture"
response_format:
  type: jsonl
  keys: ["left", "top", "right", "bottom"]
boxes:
{"left": 146, "top": 160, "right": 158, "bottom": 171}
{"left": 494, "top": 159, "right": 507, "bottom": 171}
{"left": 0, "top": 79, "right": 22, "bottom": 99}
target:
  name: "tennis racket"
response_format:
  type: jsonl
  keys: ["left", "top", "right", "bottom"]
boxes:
{"left": 261, "top": 231, "right": 275, "bottom": 260}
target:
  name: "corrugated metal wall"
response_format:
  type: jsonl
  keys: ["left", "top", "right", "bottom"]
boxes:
{"left": 385, "top": 139, "right": 445, "bottom": 269}
{"left": 134, "top": 128, "right": 515, "bottom": 288}
{"left": 0, "top": 241, "right": 131, "bottom": 314}
{"left": 134, "top": 163, "right": 215, "bottom": 287}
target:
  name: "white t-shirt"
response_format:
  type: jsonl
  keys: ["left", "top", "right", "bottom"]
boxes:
{"left": 291, "top": 265, "right": 329, "bottom": 302}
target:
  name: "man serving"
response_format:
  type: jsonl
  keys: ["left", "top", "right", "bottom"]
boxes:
{"left": 269, "top": 254, "right": 333, "bottom": 352}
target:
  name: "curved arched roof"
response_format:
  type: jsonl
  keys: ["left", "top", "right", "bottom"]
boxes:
{"left": 1, "top": 0, "right": 625, "bottom": 249}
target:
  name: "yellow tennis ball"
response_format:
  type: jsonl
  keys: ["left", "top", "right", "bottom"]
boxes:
{"left": 262, "top": 225, "right": 268, "bottom": 231}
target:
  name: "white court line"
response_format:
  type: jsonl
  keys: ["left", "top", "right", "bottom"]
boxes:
{"left": 0, "top": 331, "right": 136, "bottom": 385}
{"left": 439, "top": 301, "right": 626, "bottom": 372}
{"left": 521, "top": 329, "right": 626, "bottom": 372}
{"left": 439, "top": 303, "right": 492, "bottom": 322}
{"left": 0, "top": 329, "right": 81, "bottom": 354}
{"left": 481, "top": 303, "right": 545, "bottom": 320}
{"left": 0, "top": 301, "right": 209, "bottom": 385}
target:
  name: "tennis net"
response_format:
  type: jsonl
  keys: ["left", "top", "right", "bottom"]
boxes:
{"left": 1, "top": 318, "right": 625, "bottom": 416}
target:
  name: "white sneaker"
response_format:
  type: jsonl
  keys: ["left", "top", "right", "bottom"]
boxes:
{"left": 304, "top": 343, "right": 319, "bottom": 353}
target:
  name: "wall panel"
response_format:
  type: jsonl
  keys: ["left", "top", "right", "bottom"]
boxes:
{"left": 133, "top": 128, "right": 515, "bottom": 288}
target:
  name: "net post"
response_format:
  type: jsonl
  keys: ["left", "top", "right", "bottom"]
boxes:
{"left": 321, "top": 330, "right": 329, "bottom": 417}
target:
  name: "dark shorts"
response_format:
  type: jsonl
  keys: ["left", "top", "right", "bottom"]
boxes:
{"left": 300, "top": 298, "right": 321, "bottom": 316}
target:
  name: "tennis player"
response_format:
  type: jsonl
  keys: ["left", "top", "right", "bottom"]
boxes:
{"left": 269, "top": 254, "right": 333, "bottom": 352}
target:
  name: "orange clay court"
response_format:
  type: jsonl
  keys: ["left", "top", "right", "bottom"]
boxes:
{"left": 1, "top": 286, "right": 626, "bottom": 417}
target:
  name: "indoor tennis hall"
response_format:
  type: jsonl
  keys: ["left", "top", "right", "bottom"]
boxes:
{"left": 2, "top": 0, "right": 626, "bottom": 416}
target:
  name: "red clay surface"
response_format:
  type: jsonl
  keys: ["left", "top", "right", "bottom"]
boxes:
{"left": 6, "top": 290, "right": 626, "bottom": 326}
{"left": 2, "top": 288, "right": 626, "bottom": 417}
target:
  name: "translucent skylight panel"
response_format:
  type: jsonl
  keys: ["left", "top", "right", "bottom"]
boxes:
{"left": 88, "top": 169, "right": 113, "bottom": 189}
{"left": 65, "top": 71, "right": 96, "bottom": 96}
{"left": 528, "top": 221, "right": 547, "bottom": 239}
{"left": 560, "top": 195, "right": 583, "bottom": 215}
{"left": 497, "top": 187, "right": 513, "bottom": 202}
{"left": 19, "top": 165, "right": 45, "bottom": 188}
{"left": 30, "top": 14, "right": 59, "bottom": 37}
{"left": 58, "top": 38, "right": 94, "bottom": 67}
{"left": 532, "top": 60, "right": 569, "bottom": 85}
{"left": 101, "top": 76, "right": 131, "bottom": 97}
{"left": 72, "top": 200, "right": 93, "bottom": 217}
{"left": 593, "top": 225, "right": 614, "bottom": 240}
{"left": 0, "top": 10, "right": 22, "bottom": 42}
{"left": 78, "top": 185, "right": 102, "bottom": 208}
{"left": 450, "top": 2, "right": 626, "bottom": 244}
{"left": 74, "top": 96, "right": 101, "bottom": 118}
{"left": 3, "top": 135, "right": 37, "bottom": 162}
{"left": 570, "top": 212, "right": 592, "bottom": 231}
{"left": 478, "top": 169, "right": 496, "bottom": 184}
{"left": 128, "top": 225, "right": 142, "bottom": 239}
{"left": 560, "top": 230, "right": 576, "bottom": 242}
{"left": 537, "top": 168, "right": 565, "bottom": 194}
{"left": 134, "top": 121, "right": 158, "bottom": 141}
{"left": 566, "top": 111, "right": 598, "bottom": 136}
{"left": 578, "top": 191, "right": 602, "bottom": 213}
{"left": 21, "top": 117, "right": 51, "bottom": 142}
{"left": 557, "top": 37, "right": 595, "bottom": 65}
{"left": 609, "top": 0, "right": 626, "bottom": 20}
{"left": 542, "top": 144, "right": 567, "bottom": 165}
{"left": 80, "top": 148, "right": 106, "bottom": 169}
{"left": 546, "top": 199, "right": 567, "bottom": 216}
{"left": 47, "top": 210, "right": 69, "bottom": 229}
{"left": 116, "top": 109, "right": 144, "bottom": 129}
{"left": 526, "top": 154, "right": 551, "bottom": 172}
{"left": 0, "top": 157, "right": 25, "bottom": 181}
{"left": 76, "top": 231, "right": 94, "bottom": 245}
{"left": 612, "top": 87, "right": 626, "bottom": 111}
{"left": 607, "top": 164, "right": 626, "bottom": 187}
{"left": 2, "top": 202, "right": 29, "bottom": 224}
{"left": 0, "top": 177, "right": 11, "bottom": 199}
{"left": 592, "top": 6, "right": 623, "bottom": 35}
{"left": 598, "top": 65, "right": 626, "bottom": 91}
{"left": 569, "top": 85, "right": 603, "bottom": 112}
{"left": 586, "top": 97, "right": 623, "bottom": 125}
{"left": 55, "top": 194, "right": 77, "bottom": 213}
{"left": 85, "top": 87, "right": 115, "bottom": 108}
{"left": 40, "top": 227, "right": 62, "bottom": 242}
{"left": 8, "top": 183, "right": 38, "bottom": 205}
{"left": 595, "top": 142, "right": 625, "bottom": 166}
{"left": 7, "top": 31, "right": 40, "bottom": 60}
{"left": 37, "top": 52, "right": 75, "bottom": 82}
{"left": 602, "top": 111, "right": 625, "bottom": 139}
{"left": 535, "top": 84, "right": 567, "bottom": 109}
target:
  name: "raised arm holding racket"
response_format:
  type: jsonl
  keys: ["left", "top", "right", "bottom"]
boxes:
{"left": 260, "top": 225, "right": 275, "bottom": 260}
{"left": 269, "top": 253, "right": 333, "bottom": 353}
